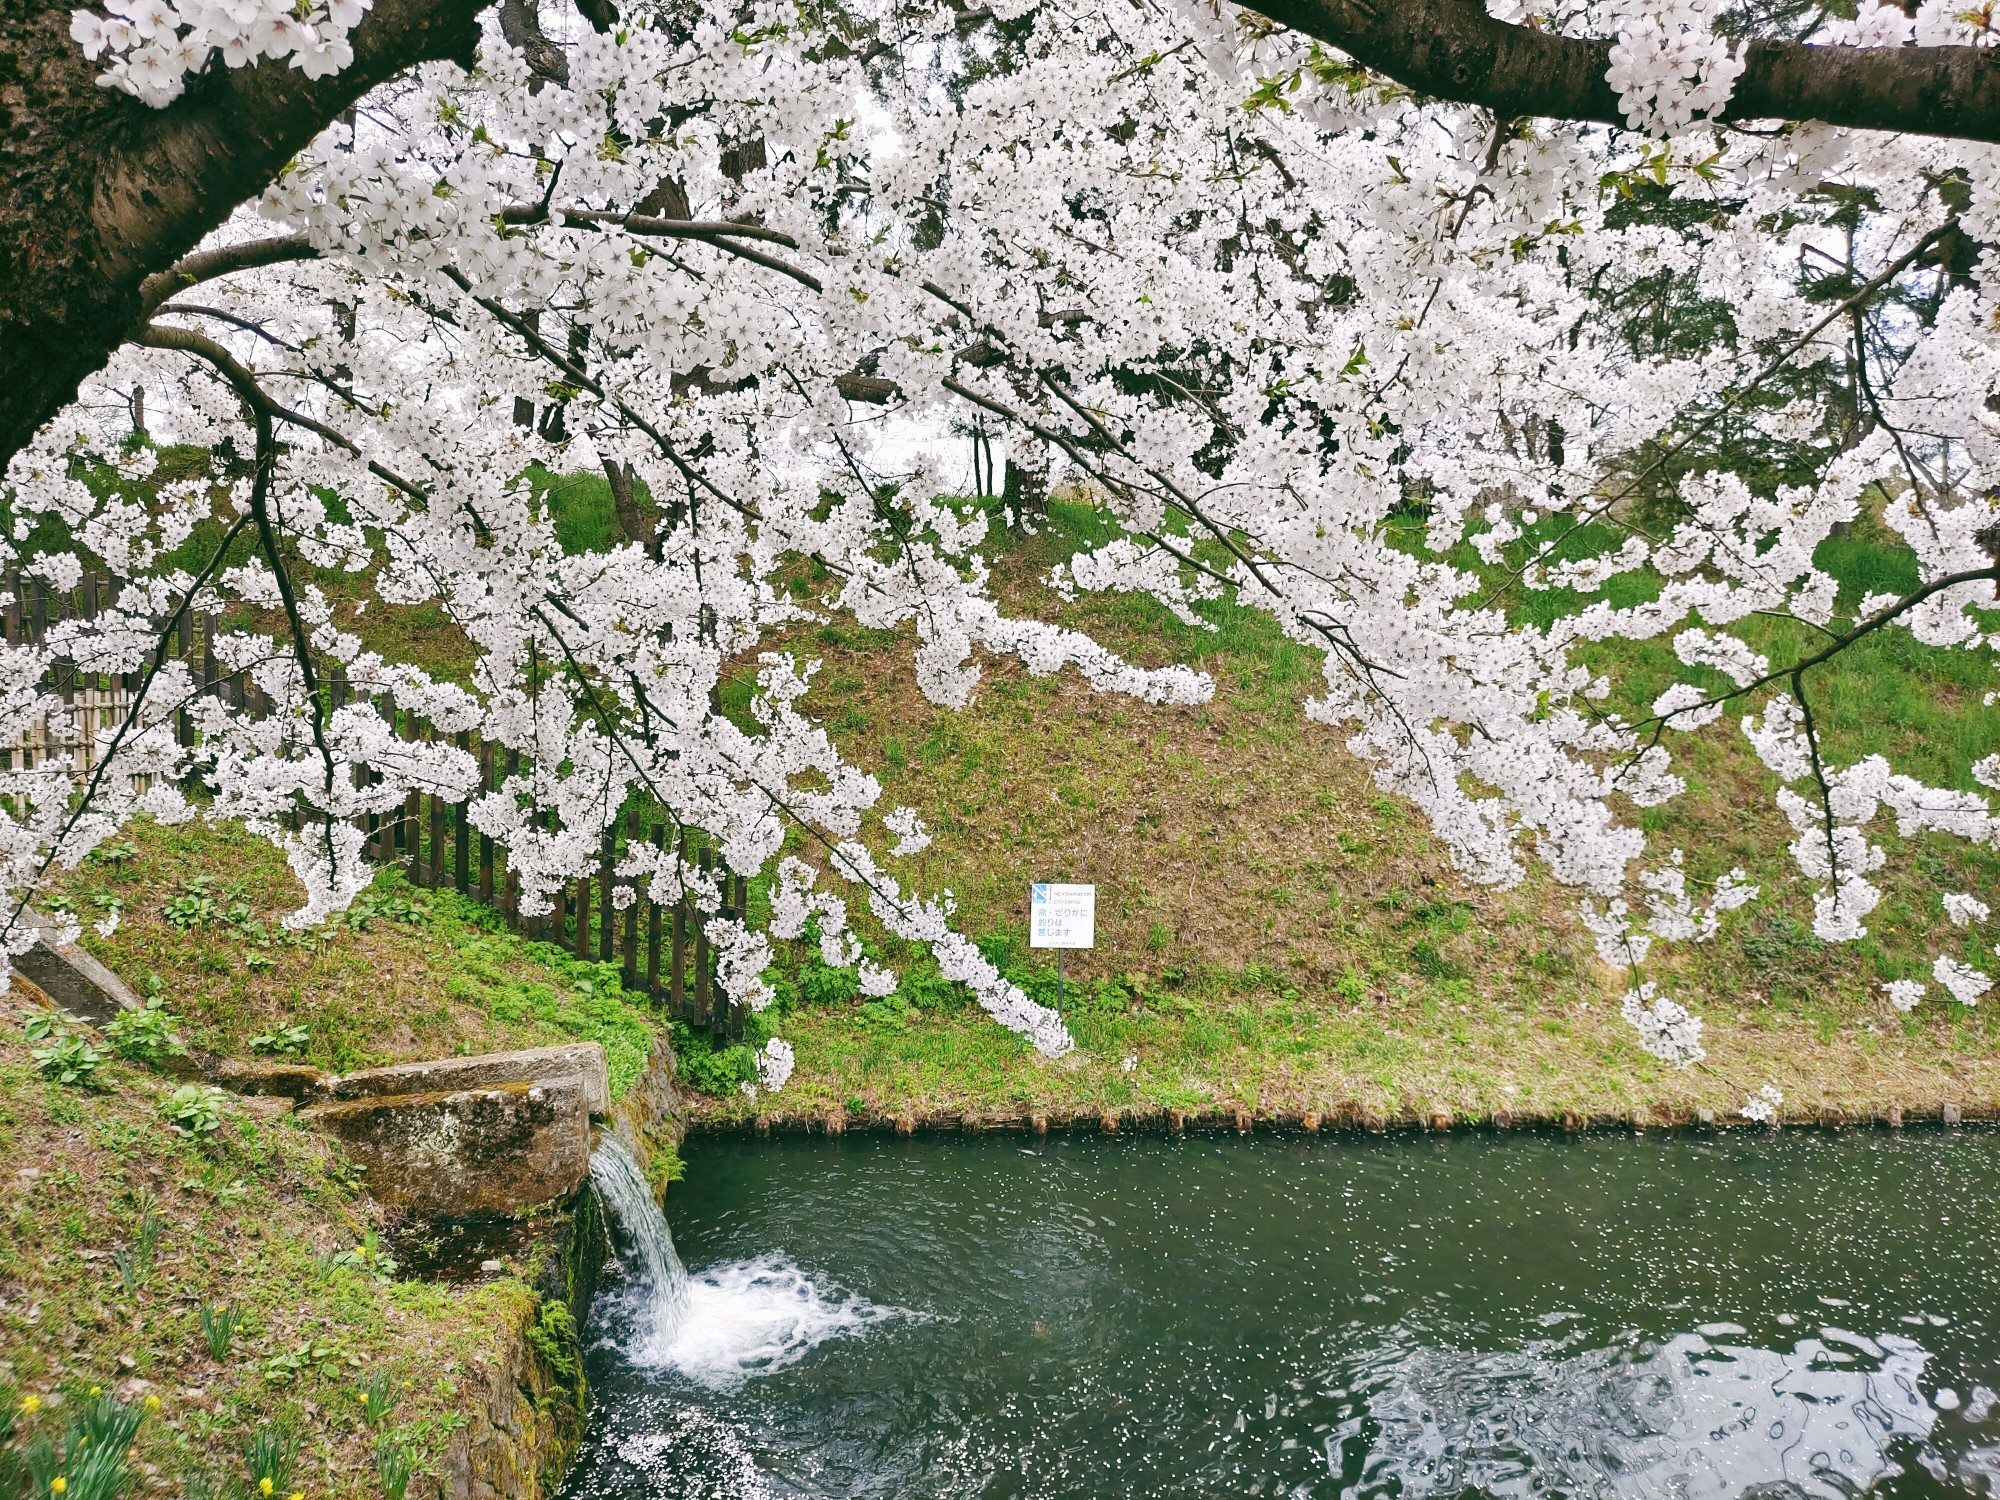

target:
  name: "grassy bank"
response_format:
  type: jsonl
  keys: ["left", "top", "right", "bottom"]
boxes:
{"left": 31, "top": 460, "right": 2000, "bottom": 1128}
{"left": 677, "top": 493, "right": 2000, "bottom": 1128}
{"left": 116, "top": 463, "right": 2000, "bottom": 1128}
{"left": 0, "top": 1025, "right": 552, "bottom": 1498}
{"left": 1, "top": 824, "right": 692, "bottom": 1498}
{"left": 49, "top": 822, "right": 662, "bottom": 1096}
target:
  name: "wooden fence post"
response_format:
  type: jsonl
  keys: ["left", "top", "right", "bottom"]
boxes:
{"left": 427, "top": 727, "right": 445, "bottom": 889}
{"left": 645, "top": 824, "right": 664, "bottom": 1002}
{"left": 479, "top": 743, "right": 495, "bottom": 903}
{"left": 454, "top": 731, "right": 471, "bottom": 894}
{"left": 598, "top": 826, "right": 615, "bottom": 962}
{"left": 402, "top": 709, "right": 422, "bottom": 878}
{"left": 621, "top": 809, "right": 639, "bottom": 989}
{"left": 693, "top": 846, "right": 712, "bottom": 1026}
{"left": 671, "top": 832, "right": 689, "bottom": 1018}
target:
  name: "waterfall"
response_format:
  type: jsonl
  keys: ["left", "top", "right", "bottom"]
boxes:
{"left": 588, "top": 1135, "right": 691, "bottom": 1355}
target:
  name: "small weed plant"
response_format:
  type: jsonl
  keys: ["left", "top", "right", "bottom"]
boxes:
{"left": 241, "top": 1424, "right": 296, "bottom": 1495}
{"left": 160, "top": 1084, "right": 227, "bottom": 1137}
{"left": 25, "top": 1012, "right": 107, "bottom": 1088}
{"left": 113, "top": 1209, "right": 166, "bottom": 1295}
{"left": 161, "top": 878, "right": 224, "bottom": 930}
{"left": 103, "top": 998, "right": 186, "bottom": 1065}
{"left": 197, "top": 1301, "right": 240, "bottom": 1359}
{"left": 358, "top": 1371, "right": 396, "bottom": 1426}
{"left": 246, "top": 1024, "right": 309, "bottom": 1057}
{"left": 328, "top": 1231, "right": 400, "bottom": 1283}
{"left": 17, "top": 1390, "right": 150, "bottom": 1500}
{"left": 375, "top": 1440, "right": 412, "bottom": 1500}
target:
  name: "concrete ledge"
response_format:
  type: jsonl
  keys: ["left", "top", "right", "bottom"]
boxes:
{"left": 329, "top": 1043, "right": 611, "bottom": 1118}
{"left": 303, "top": 1077, "right": 593, "bottom": 1218}
{"left": 9, "top": 911, "right": 141, "bottom": 1024}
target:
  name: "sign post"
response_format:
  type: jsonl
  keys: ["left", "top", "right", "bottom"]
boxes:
{"left": 1029, "top": 882, "right": 1095, "bottom": 1009}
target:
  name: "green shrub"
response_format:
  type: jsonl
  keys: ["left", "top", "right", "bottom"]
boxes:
{"left": 197, "top": 1301, "right": 240, "bottom": 1359}
{"left": 113, "top": 1211, "right": 165, "bottom": 1295}
{"left": 375, "top": 1441, "right": 412, "bottom": 1500}
{"left": 246, "top": 1024, "right": 309, "bottom": 1057}
{"left": 103, "top": 999, "right": 186, "bottom": 1064}
{"left": 796, "top": 960, "right": 858, "bottom": 1007}
{"left": 242, "top": 1424, "right": 296, "bottom": 1494}
{"left": 20, "top": 1391, "right": 149, "bottom": 1500}
{"left": 669, "top": 1026, "right": 757, "bottom": 1094}
{"left": 526, "top": 1299, "right": 578, "bottom": 1380}
{"left": 25, "top": 1013, "right": 107, "bottom": 1088}
{"left": 160, "top": 1085, "right": 227, "bottom": 1137}
{"left": 161, "top": 878, "right": 223, "bottom": 930}
{"left": 358, "top": 1371, "right": 397, "bottom": 1427}
{"left": 1410, "top": 939, "right": 1462, "bottom": 981}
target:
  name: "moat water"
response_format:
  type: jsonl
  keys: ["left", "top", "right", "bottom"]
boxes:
{"left": 563, "top": 1127, "right": 2000, "bottom": 1498}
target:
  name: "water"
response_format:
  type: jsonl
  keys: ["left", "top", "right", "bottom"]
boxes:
{"left": 586, "top": 1137, "right": 692, "bottom": 1359}
{"left": 565, "top": 1128, "right": 2000, "bottom": 1499}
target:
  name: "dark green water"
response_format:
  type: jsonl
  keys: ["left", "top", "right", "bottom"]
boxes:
{"left": 564, "top": 1129, "right": 2000, "bottom": 1499}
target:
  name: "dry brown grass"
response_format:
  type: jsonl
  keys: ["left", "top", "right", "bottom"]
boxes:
{"left": 702, "top": 521, "right": 2000, "bottom": 1126}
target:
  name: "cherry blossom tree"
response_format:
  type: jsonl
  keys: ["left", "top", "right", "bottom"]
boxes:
{"left": 6, "top": 0, "right": 2000, "bottom": 1075}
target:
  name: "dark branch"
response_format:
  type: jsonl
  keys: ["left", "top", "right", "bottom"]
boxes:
{"left": 0, "top": 0, "right": 492, "bottom": 468}
{"left": 1251, "top": 0, "right": 2000, "bottom": 142}
{"left": 136, "top": 234, "right": 318, "bottom": 320}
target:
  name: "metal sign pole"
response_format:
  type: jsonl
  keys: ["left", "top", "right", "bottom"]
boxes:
{"left": 1057, "top": 948, "right": 1064, "bottom": 1011}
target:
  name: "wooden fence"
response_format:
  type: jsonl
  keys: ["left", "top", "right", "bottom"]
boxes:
{"left": 1, "top": 569, "right": 749, "bottom": 1044}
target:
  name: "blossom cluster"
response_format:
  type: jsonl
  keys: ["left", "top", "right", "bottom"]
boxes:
{"left": 18, "top": 0, "right": 2000, "bottom": 1077}
{"left": 1602, "top": 0, "right": 1745, "bottom": 135}
{"left": 71, "top": 0, "right": 370, "bottom": 105}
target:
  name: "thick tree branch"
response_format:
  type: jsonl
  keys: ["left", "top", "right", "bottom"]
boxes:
{"left": 1250, "top": 0, "right": 2000, "bottom": 143}
{"left": 1, "top": 0, "right": 493, "bottom": 468}
{"left": 136, "top": 234, "right": 320, "bottom": 320}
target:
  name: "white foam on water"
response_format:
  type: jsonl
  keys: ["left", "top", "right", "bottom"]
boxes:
{"left": 585, "top": 1137, "right": 904, "bottom": 1398}
{"left": 627, "top": 1251, "right": 908, "bottom": 1388}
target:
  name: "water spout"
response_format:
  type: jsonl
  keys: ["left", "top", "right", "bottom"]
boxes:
{"left": 588, "top": 1135, "right": 691, "bottom": 1356}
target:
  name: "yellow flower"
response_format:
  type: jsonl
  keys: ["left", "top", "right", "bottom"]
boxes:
{"left": 19, "top": 1395, "right": 39, "bottom": 1415}
{"left": 51, "top": 1480, "right": 67, "bottom": 1495}
{"left": 88, "top": 1387, "right": 101, "bottom": 1398}
{"left": 260, "top": 1480, "right": 274, "bottom": 1496}
{"left": 144, "top": 1396, "right": 160, "bottom": 1411}
{"left": 289, "top": 1491, "right": 304, "bottom": 1499}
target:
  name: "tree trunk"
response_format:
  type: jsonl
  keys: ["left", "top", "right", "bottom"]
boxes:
{"left": 0, "top": 0, "right": 494, "bottom": 469}
{"left": 602, "top": 457, "right": 655, "bottom": 550}
{"left": 1251, "top": 0, "right": 2000, "bottom": 146}
{"left": 1004, "top": 457, "right": 1047, "bottom": 531}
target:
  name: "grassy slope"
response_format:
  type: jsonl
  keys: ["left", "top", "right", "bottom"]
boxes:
{"left": 44, "top": 462, "right": 2000, "bottom": 1124}
{"left": 3, "top": 827, "right": 686, "bottom": 1495}
{"left": 694, "top": 497, "right": 2000, "bottom": 1126}
{"left": 0, "top": 1029, "right": 542, "bottom": 1497}
{"left": 51, "top": 823, "right": 660, "bottom": 1094}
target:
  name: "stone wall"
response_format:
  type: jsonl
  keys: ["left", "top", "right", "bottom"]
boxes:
{"left": 434, "top": 1035, "right": 684, "bottom": 1500}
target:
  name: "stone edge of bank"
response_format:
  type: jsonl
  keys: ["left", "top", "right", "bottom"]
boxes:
{"left": 688, "top": 1097, "right": 1997, "bottom": 1137}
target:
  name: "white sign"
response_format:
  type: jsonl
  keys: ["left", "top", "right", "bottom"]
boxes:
{"left": 1030, "top": 883, "right": 1096, "bottom": 949}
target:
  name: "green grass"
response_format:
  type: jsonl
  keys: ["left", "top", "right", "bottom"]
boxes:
{"left": 0, "top": 1036, "right": 555, "bottom": 1497}
{"left": 32, "top": 459, "right": 2000, "bottom": 1123}
{"left": 53, "top": 822, "right": 665, "bottom": 1095}
{"left": 687, "top": 489, "right": 2000, "bottom": 1124}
